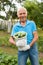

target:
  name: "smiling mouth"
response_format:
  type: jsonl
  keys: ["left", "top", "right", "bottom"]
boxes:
{"left": 21, "top": 17, "right": 26, "bottom": 18}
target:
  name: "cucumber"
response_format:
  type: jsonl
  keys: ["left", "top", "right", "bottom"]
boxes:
{"left": 14, "top": 32, "right": 26, "bottom": 39}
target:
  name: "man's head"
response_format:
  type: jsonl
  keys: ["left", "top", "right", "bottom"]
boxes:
{"left": 17, "top": 7, "right": 27, "bottom": 22}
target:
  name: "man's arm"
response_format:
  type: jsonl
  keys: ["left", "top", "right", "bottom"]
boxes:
{"left": 30, "top": 31, "right": 38, "bottom": 47}
{"left": 9, "top": 36, "right": 16, "bottom": 45}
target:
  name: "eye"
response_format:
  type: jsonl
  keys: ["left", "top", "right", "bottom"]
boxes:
{"left": 23, "top": 13, "right": 25, "bottom": 14}
{"left": 19, "top": 13, "right": 22, "bottom": 15}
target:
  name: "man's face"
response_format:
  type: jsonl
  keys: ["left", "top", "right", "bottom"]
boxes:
{"left": 17, "top": 8, "right": 27, "bottom": 22}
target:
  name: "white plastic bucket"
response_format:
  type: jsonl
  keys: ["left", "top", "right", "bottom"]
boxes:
{"left": 16, "top": 36, "right": 27, "bottom": 47}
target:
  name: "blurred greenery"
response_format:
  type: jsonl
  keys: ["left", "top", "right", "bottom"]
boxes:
{"left": 0, "top": 0, "right": 43, "bottom": 64}
{"left": 0, "top": 52, "right": 43, "bottom": 65}
{"left": 23, "top": 0, "right": 43, "bottom": 28}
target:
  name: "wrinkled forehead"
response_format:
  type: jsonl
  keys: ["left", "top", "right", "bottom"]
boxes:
{"left": 17, "top": 7, "right": 27, "bottom": 14}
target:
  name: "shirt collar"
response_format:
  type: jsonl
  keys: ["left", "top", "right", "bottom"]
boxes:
{"left": 17, "top": 19, "right": 30, "bottom": 27}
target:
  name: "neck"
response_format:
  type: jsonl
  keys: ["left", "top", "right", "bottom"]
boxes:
{"left": 20, "top": 21, "right": 26, "bottom": 26}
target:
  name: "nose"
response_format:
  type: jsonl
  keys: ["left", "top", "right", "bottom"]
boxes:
{"left": 21, "top": 13, "right": 24, "bottom": 17}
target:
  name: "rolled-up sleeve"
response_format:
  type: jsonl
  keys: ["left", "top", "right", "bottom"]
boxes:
{"left": 11, "top": 25, "right": 17, "bottom": 36}
{"left": 31, "top": 21, "right": 37, "bottom": 33}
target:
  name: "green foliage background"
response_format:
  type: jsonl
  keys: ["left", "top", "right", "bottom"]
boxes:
{"left": 0, "top": 52, "right": 43, "bottom": 65}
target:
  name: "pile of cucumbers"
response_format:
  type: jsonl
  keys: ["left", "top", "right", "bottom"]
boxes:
{"left": 14, "top": 32, "right": 26, "bottom": 39}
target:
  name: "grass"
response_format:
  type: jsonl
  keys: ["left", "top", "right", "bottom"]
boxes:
{"left": 38, "top": 29, "right": 43, "bottom": 36}
{"left": 0, "top": 46, "right": 17, "bottom": 56}
{"left": 37, "top": 29, "right": 43, "bottom": 52}
{"left": 0, "top": 30, "right": 18, "bottom": 55}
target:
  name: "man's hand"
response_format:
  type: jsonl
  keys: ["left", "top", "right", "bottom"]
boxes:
{"left": 30, "top": 31, "right": 38, "bottom": 47}
{"left": 9, "top": 37, "right": 16, "bottom": 45}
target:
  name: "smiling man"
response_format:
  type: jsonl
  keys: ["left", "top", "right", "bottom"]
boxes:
{"left": 9, "top": 7, "right": 39, "bottom": 65}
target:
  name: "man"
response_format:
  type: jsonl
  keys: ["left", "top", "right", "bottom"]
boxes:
{"left": 9, "top": 7, "right": 39, "bottom": 65}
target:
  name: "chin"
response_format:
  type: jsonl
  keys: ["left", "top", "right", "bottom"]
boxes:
{"left": 21, "top": 19, "right": 26, "bottom": 22}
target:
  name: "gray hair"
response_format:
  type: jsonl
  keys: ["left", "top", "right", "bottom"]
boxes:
{"left": 17, "top": 7, "right": 27, "bottom": 16}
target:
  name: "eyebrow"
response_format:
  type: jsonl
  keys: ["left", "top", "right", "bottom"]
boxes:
{"left": 19, "top": 12, "right": 26, "bottom": 14}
